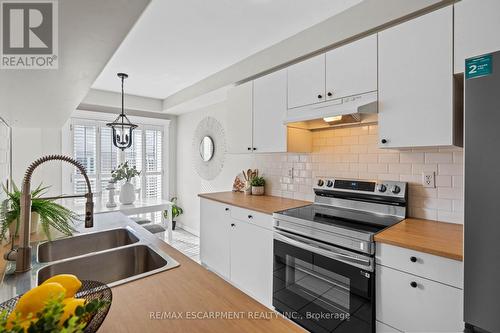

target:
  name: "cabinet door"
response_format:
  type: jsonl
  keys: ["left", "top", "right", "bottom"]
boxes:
{"left": 287, "top": 54, "right": 325, "bottom": 109}
{"left": 230, "top": 219, "right": 273, "bottom": 307}
{"left": 226, "top": 81, "right": 253, "bottom": 153}
{"left": 253, "top": 69, "right": 287, "bottom": 153}
{"left": 325, "top": 34, "right": 377, "bottom": 100}
{"left": 200, "top": 199, "right": 231, "bottom": 279}
{"left": 378, "top": 6, "right": 454, "bottom": 148}
{"left": 454, "top": 0, "right": 500, "bottom": 74}
{"left": 376, "top": 265, "right": 463, "bottom": 333}
{"left": 376, "top": 321, "right": 401, "bottom": 333}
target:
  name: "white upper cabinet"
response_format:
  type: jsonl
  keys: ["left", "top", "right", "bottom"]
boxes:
{"left": 454, "top": 0, "right": 500, "bottom": 74}
{"left": 253, "top": 69, "right": 287, "bottom": 153}
{"left": 287, "top": 54, "right": 326, "bottom": 109}
{"left": 226, "top": 81, "right": 253, "bottom": 153}
{"left": 378, "top": 6, "right": 457, "bottom": 148}
{"left": 325, "top": 34, "right": 378, "bottom": 100}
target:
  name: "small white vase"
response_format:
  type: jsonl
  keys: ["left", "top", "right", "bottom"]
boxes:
{"left": 119, "top": 181, "right": 136, "bottom": 205}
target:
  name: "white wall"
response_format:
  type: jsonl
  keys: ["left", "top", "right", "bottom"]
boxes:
{"left": 11, "top": 128, "right": 62, "bottom": 196}
{"left": 175, "top": 101, "right": 254, "bottom": 236}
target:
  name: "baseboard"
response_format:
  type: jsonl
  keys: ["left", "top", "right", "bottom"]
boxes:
{"left": 176, "top": 222, "right": 199, "bottom": 237}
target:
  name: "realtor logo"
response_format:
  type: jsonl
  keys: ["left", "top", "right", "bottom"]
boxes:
{"left": 0, "top": 0, "right": 58, "bottom": 69}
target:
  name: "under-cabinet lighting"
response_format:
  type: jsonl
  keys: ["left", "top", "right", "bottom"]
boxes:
{"left": 323, "top": 115, "right": 342, "bottom": 122}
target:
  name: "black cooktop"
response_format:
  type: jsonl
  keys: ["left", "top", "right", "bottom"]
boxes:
{"left": 276, "top": 204, "right": 403, "bottom": 234}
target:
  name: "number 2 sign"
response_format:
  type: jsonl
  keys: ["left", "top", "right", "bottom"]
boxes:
{"left": 466, "top": 54, "right": 493, "bottom": 79}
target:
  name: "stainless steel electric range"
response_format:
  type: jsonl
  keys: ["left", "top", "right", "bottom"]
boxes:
{"left": 272, "top": 178, "right": 407, "bottom": 333}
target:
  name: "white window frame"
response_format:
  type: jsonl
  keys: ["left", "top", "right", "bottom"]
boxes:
{"left": 68, "top": 117, "right": 165, "bottom": 199}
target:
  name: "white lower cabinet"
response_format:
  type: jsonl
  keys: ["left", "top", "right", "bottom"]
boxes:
{"left": 200, "top": 199, "right": 231, "bottom": 279}
{"left": 200, "top": 198, "right": 273, "bottom": 308}
{"left": 230, "top": 219, "right": 273, "bottom": 307}
{"left": 376, "top": 244, "right": 464, "bottom": 333}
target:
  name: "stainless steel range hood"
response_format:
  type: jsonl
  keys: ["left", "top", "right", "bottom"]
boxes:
{"left": 285, "top": 91, "right": 378, "bottom": 130}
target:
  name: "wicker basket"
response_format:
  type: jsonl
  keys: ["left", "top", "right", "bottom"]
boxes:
{"left": 0, "top": 280, "right": 112, "bottom": 333}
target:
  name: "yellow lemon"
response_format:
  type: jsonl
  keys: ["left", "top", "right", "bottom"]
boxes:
{"left": 14, "top": 282, "right": 66, "bottom": 317}
{"left": 60, "top": 298, "right": 85, "bottom": 324}
{"left": 42, "top": 274, "right": 82, "bottom": 297}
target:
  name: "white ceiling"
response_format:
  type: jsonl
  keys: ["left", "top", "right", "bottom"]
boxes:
{"left": 92, "top": 0, "right": 363, "bottom": 99}
{"left": 0, "top": 0, "right": 150, "bottom": 127}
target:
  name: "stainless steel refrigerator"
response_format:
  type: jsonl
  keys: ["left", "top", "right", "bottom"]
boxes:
{"left": 464, "top": 50, "right": 500, "bottom": 333}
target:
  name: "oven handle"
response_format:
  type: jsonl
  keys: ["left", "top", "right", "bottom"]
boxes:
{"left": 274, "top": 231, "right": 373, "bottom": 270}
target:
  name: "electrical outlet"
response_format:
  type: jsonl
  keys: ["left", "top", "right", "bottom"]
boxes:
{"left": 288, "top": 167, "right": 294, "bottom": 179}
{"left": 422, "top": 172, "right": 435, "bottom": 188}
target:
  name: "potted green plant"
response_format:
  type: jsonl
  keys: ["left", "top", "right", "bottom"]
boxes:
{"left": 111, "top": 161, "right": 141, "bottom": 205}
{"left": 251, "top": 176, "right": 265, "bottom": 196}
{"left": 163, "top": 197, "right": 183, "bottom": 230}
{"left": 0, "top": 183, "right": 79, "bottom": 241}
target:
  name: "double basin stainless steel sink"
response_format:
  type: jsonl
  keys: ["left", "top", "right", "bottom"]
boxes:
{"left": 36, "top": 227, "right": 179, "bottom": 286}
{"left": 2, "top": 224, "right": 180, "bottom": 297}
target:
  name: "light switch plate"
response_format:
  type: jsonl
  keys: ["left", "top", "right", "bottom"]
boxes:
{"left": 422, "top": 172, "right": 435, "bottom": 188}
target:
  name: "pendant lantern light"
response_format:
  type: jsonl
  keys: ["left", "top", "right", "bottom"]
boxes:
{"left": 106, "top": 73, "right": 138, "bottom": 150}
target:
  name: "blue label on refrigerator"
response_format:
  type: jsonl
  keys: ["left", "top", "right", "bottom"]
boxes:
{"left": 466, "top": 54, "right": 493, "bottom": 79}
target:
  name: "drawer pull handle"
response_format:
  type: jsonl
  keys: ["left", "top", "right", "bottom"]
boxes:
{"left": 410, "top": 256, "right": 417, "bottom": 263}
{"left": 225, "top": 208, "right": 230, "bottom": 211}
{"left": 248, "top": 215, "right": 253, "bottom": 219}
{"left": 231, "top": 223, "right": 235, "bottom": 227}
{"left": 410, "top": 281, "right": 418, "bottom": 288}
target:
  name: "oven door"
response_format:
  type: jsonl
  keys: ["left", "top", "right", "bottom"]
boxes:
{"left": 273, "top": 230, "right": 375, "bottom": 333}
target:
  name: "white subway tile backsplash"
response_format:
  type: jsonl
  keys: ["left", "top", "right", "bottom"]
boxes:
{"left": 359, "top": 154, "right": 379, "bottom": 164}
{"left": 425, "top": 152, "right": 453, "bottom": 164}
{"left": 255, "top": 125, "right": 463, "bottom": 224}
{"left": 388, "top": 163, "right": 412, "bottom": 174}
{"left": 438, "top": 187, "right": 463, "bottom": 200}
{"left": 438, "top": 163, "right": 464, "bottom": 176}
{"left": 400, "top": 152, "right": 425, "bottom": 164}
{"left": 435, "top": 175, "right": 452, "bottom": 187}
{"left": 378, "top": 154, "right": 400, "bottom": 164}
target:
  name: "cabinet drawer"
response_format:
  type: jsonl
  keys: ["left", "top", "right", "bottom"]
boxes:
{"left": 376, "top": 243, "right": 463, "bottom": 288}
{"left": 376, "top": 265, "right": 463, "bottom": 333}
{"left": 230, "top": 206, "right": 273, "bottom": 230}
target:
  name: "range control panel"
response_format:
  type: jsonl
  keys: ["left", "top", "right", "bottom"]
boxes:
{"left": 314, "top": 178, "right": 407, "bottom": 198}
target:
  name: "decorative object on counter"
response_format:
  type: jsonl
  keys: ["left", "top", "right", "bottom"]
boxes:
{"left": 111, "top": 161, "right": 140, "bottom": 205}
{"left": 0, "top": 279, "right": 112, "bottom": 333}
{"left": 106, "top": 73, "right": 138, "bottom": 151}
{"left": 241, "top": 169, "right": 259, "bottom": 195}
{"left": 192, "top": 117, "right": 226, "bottom": 180}
{"left": 250, "top": 176, "right": 265, "bottom": 196}
{"left": 105, "top": 180, "right": 117, "bottom": 208}
{"left": 163, "top": 197, "right": 183, "bottom": 230}
{"left": 0, "top": 182, "right": 78, "bottom": 241}
{"left": 232, "top": 176, "right": 245, "bottom": 192}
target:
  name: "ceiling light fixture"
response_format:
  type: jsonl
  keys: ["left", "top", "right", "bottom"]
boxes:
{"left": 107, "top": 73, "right": 138, "bottom": 150}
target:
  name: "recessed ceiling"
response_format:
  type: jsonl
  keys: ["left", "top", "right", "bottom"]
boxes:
{"left": 92, "top": 0, "right": 363, "bottom": 99}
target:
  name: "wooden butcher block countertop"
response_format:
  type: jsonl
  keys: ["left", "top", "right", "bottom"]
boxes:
{"left": 0, "top": 212, "right": 306, "bottom": 333}
{"left": 375, "top": 218, "right": 463, "bottom": 261}
{"left": 198, "top": 191, "right": 311, "bottom": 215}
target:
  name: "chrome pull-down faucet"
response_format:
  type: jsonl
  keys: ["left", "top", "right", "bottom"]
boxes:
{"left": 4, "top": 155, "right": 94, "bottom": 273}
